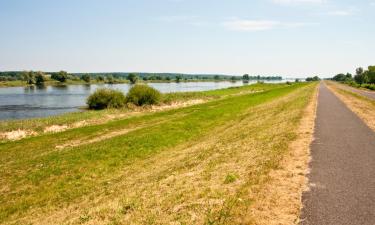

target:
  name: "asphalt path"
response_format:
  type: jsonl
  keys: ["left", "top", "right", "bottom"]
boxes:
{"left": 300, "top": 83, "right": 375, "bottom": 225}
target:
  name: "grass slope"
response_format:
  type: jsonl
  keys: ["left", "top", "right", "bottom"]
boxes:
{"left": 0, "top": 82, "right": 316, "bottom": 224}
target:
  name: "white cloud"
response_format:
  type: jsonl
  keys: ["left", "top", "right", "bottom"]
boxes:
{"left": 222, "top": 19, "right": 317, "bottom": 31}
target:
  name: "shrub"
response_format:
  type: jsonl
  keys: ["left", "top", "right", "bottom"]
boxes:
{"left": 126, "top": 84, "right": 161, "bottom": 106}
{"left": 87, "top": 88, "right": 126, "bottom": 109}
{"left": 51, "top": 71, "right": 68, "bottom": 82}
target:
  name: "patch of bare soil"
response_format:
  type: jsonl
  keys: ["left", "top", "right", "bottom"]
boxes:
{"left": 246, "top": 84, "right": 318, "bottom": 225}
{"left": 44, "top": 125, "right": 69, "bottom": 133}
{"left": 327, "top": 83, "right": 375, "bottom": 131}
{"left": 55, "top": 128, "right": 140, "bottom": 150}
{"left": 0, "top": 129, "right": 37, "bottom": 141}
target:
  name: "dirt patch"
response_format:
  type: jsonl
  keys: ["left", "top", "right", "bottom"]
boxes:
{"left": 55, "top": 128, "right": 139, "bottom": 150}
{"left": 0, "top": 129, "right": 36, "bottom": 141}
{"left": 151, "top": 99, "right": 206, "bottom": 112}
{"left": 327, "top": 82, "right": 375, "bottom": 131}
{"left": 246, "top": 84, "right": 318, "bottom": 224}
{"left": 44, "top": 125, "right": 69, "bottom": 133}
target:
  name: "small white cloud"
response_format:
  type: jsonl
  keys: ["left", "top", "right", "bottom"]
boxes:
{"left": 222, "top": 19, "right": 317, "bottom": 32}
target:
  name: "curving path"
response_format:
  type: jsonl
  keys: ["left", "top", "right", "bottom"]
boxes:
{"left": 300, "top": 83, "right": 375, "bottom": 225}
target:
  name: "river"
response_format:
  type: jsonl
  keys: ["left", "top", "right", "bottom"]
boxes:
{"left": 0, "top": 81, "right": 287, "bottom": 120}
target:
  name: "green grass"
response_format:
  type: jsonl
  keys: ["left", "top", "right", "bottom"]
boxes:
{"left": 0, "top": 83, "right": 281, "bottom": 133}
{"left": 0, "top": 82, "right": 313, "bottom": 223}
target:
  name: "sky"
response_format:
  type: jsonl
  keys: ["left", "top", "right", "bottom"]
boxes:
{"left": 0, "top": 0, "right": 374, "bottom": 78}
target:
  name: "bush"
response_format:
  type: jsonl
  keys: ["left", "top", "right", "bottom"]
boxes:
{"left": 87, "top": 88, "right": 126, "bottom": 109}
{"left": 362, "top": 83, "right": 375, "bottom": 91}
{"left": 126, "top": 84, "right": 161, "bottom": 106}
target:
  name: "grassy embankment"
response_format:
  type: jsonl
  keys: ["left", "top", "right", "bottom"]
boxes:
{"left": 0, "top": 82, "right": 317, "bottom": 224}
{"left": 0, "top": 83, "right": 276, "bottom": 136}
{"left": 326, "top": 81, "right": 375, "bottom": 131}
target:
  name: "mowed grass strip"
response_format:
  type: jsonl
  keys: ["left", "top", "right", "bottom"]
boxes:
{"left": 0, "top": 83, "right": 310, "bottom": 224}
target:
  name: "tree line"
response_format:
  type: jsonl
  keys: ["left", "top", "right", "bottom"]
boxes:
{"left": 332, "top": 65, "right": 375, "bottom": 90}
{"left": 0, "top": 71, "right": 284, "bottom": 85}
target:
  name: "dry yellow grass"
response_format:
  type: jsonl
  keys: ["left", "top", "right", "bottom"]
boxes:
{"left": 326, "top": 81, "right": 375, "bottom": 131}
{"left": 8, "top": 84, "right": 318, "bottom": 225}
{"left": 245, "top": 84, "right": 318, "bottom": 225}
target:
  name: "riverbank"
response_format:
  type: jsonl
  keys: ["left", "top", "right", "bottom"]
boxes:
{"left": 0, "top": 83, "right": 278, "bottom": 140}
{"left": 0, "top": 82, "right": 318, "bottom": 224}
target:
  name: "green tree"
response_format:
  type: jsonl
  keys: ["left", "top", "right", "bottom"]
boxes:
{"left": 51, "top": 71, "right": 68, "bottom": 82}
{"left": 127, "top": 73, "right": 138, "bottom": 84}
{"left": 35, "top": 72, "right": 46, "bottom": 85}
{"left": 242, "top": 74, "right": 250, "bottom": 81}
{"left": 22, "top": 71, "right": 35, "bottom": 85}
{"left": 356, "top": 67, "right": 364, "bottom": 76}
{"left": 107, "top": 75, "right": 114, "bottom": 84}
{"left": 231, "top": 76, "right": 237, "bottom": 82}
{"left": 214, "top": 75, "right": 220, "bottom": 80}
{"left": 97, "top": 76, "right": 104, "bottom": 82}
{"left": 81, "top": 74, "right": 91, "bottom": 83}
{"left": 367, "top": 66, "right": 375, "bottom": 83}
{"left": 175, "top": 75, "right": 182, "bottom": 83}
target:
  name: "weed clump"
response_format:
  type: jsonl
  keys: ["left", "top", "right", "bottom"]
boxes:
{"left": 126, "top": 84, "right": 161, "bottom": 106}
{"left": 224, "top": 173, "right": 238, "bottom": 184}
{"left": 87, "top": 88, "right": 126, "bottom": 109}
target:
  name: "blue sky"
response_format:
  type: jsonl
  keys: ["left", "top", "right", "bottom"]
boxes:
{"left": 0, "top": 0, "right": 374, "bottom": 77}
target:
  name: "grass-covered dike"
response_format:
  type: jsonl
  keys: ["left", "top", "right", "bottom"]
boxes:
{"left": 0, "top": 82, "right": 318, "bottom": 224}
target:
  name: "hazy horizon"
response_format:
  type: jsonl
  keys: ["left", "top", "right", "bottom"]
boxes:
{"left": 1, "top": 0, "right": 374, "bottom": 78}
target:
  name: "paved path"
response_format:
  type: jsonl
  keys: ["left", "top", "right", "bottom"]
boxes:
{"left": 300, "top": 83, "right": 375, "bottom": 225}
{"left": 336, "top": 82, "right": 375, "bottom": 100}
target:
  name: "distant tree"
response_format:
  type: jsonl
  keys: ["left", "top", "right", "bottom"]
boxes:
{"left": 107, "top": 75, "right": 114, "bottom": 84}
{"left": 81, "top": 74, "right": 91, "bottom": 83}
{"left": 306, "top": 76, "right": 320, "bottom": 82}
{"left": 356, "top": 67, "right": 364, "bottom": 76}
{"left": 367, "top": 66, "right": 375, "bottom": 83}
{"left": 22, "top": 71, "right": 35, "bottom": 84}
{"left": 242, "top": 74, "right": 250, "bottom": 81}
{"left": 127, "top": 73, "right": 138, "bottom": 84}
{"left": 231, "top": 76, "right": 237, "bottom": 82}
{"left": 332, "top": 74, "right": 346, "bottom": 82}
{"left": 214, "top": 75, "right": 220, "bottom": 80}
{"left": 295, "top": 79, "right": 300, "bottom": 83}
{"left": 175, "top": 75, "right": 182, "bottom": 83}
{"left": 35, "top": 72, "right": 46, "bottom": 85}
{"left": 51, "top": 71, "right": 68, "bottom": 82}
{"left": 97, "top": 76, "right": 105, "bottom": 82}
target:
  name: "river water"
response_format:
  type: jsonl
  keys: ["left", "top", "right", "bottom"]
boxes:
{"left": 0, "top": 81, "right": 286, "bottom": 120}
